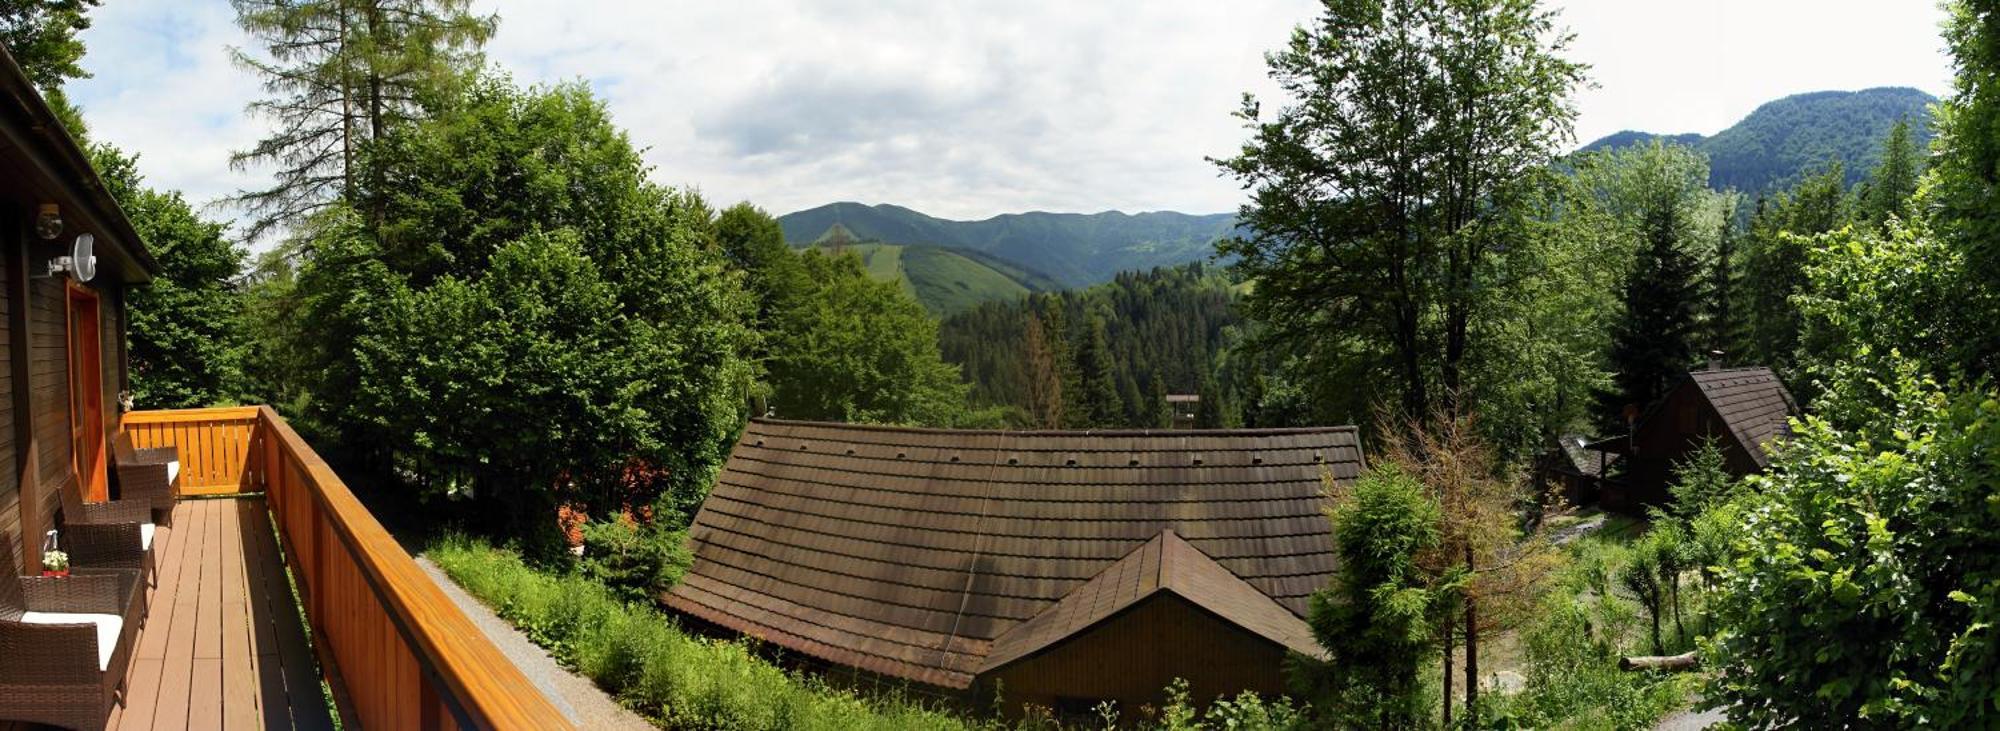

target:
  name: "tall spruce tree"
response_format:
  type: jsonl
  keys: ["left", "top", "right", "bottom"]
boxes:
{"left": 1606, "top": 144, "right": 1709, "bottom": 420}
{"left": 230, "top": 0, "right": 495, "bottom": 239}
{"left": 1859, "top": 118, "right": 1922, "bottom": 229}
{"left": 1077, "top": 313, "right": 1123, "bottom": 427}
{"left": 1216, "top": 0, "right": 1586, "bottom": 422}
{"left": 1709, "top": 202, "right": 1748, "bottom": 361}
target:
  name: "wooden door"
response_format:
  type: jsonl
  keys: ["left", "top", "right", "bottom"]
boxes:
{"left": 67, "top": 283, "right": 106, "bottom": 501}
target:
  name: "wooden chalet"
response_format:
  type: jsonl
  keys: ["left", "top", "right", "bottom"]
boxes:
{"left": 667, "top": 419, "right": 1357, "bottom": 715}
{"left": 0, "top": 47, "right": 570, "bottom": 730}
{"left": 1588, "top": 367, "right": 1797, "bottom": 512}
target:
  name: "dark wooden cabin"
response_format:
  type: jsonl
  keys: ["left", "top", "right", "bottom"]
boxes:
{"left": 666, "top": 419, "right": 1356, "bottom": 715}
{"left": 0, "top": 52, "right": 160, "bottom": 573}
{"left": 1590, "top": 367, "right": 1797, "bottom": 512}
{"left": 1535, "top": 433, "right": 1619, "bottom": 506}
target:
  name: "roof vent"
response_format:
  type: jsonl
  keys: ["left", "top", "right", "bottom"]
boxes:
{"left": 754, "top": 439, "right": 765, "bottom": 447}
{"left": 1313, "top": 452, "right": 1324, "bottom": 463}
{"left": 896, "top": 451, "right": 907, "bottom": 459}
{"left": 1252, "top": 455, "right": 1264, "bottom": 465}
{"left": 1193, "top": 455, "right": 1205, "bottom": 466}
{"left": 1006, "top": 456, "right": 1019, "bottom": 466}
{"left": 1128, "top": 457, "right": 1140, "bottom": 466}
{"left": 845, "top": 447, "right": 856, "bottom": 456}
{"left": 950, "top": 455, "right": 961, "bottom": 463}
{"left": 1065, "top": 457, "right": 1078, "bottom": 467}
{"left": 799, "top": 443, "right": 809, "bottom": 451}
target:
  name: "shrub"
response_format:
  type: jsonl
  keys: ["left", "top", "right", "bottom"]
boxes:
{"left": 1706, "top": 367, "right": 2000, "bottom": 726}
{"left": 579, "top": 518, "right": 691, "bottom": 604}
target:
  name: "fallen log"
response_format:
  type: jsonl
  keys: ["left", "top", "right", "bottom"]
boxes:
{"left": 1620, "top": 651, "right": 1699, "bottom": 672}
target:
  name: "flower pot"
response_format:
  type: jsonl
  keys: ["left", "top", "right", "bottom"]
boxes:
{"left": 40, "top": 569, "right": 68, "bottom": 578}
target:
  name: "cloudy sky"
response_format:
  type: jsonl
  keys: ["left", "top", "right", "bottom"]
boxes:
{"left": 68, "top": 1, "right": 1953, "bottom": 232}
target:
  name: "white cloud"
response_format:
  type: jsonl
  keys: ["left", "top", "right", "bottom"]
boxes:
{"left": 67, "top": 0, "right": 1955, "bottom": 236}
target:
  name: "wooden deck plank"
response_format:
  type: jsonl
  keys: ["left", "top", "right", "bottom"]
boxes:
{"left": 149, "top": 498, "right": 212, "bottom": 731}
{"left": 185, "top": 658, "right": 224, "bottom": 730}
{"left": 241, "top": 501, "right": 300, "bottom": 731}
{"left": 194, "top": 500, "right": 224, "bottom": 660}
{"left": 111, "top": 502, "right": 182, "bottom": 731}
{"left": 250, "top": 498, "right": 337, "bottom": 731}
{"left": 222, "top": 499, "right": 260, "bottom": 730}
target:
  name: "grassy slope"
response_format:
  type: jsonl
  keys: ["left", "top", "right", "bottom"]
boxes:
{"left": 899, "top": 246, "right": 1034, "bottom": 316}
{"left": 814, "top": 242, "right": 1036, "bottom": 317}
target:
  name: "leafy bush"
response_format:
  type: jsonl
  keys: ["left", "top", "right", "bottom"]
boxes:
{"left": 579, "top": 518, "right": 691, "bottom": 604}
{"left": 1707, "top": 366, "right": 2000, "bottom": 726}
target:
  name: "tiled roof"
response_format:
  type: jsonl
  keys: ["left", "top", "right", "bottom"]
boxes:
{"left": 1688, "top": 367, "right": 1797, "bottom": 468}
{"left": 663, "top": 419, "right": 1360, "bottom": 689}
{"left": 1555, "top": 434, "right": 1619, "bottom": 477}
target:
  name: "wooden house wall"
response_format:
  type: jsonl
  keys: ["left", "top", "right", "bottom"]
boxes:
{"left": 0, "top": 235, "right": 127, "bottom": 569}
{"left": 1605, "top": 384, "right": 1763, "bottom": 512}
{"left": 0, "top": 245, "right": 14, "bottom": 564}
{"left": 981, "top": 596, "right": 1290, "bottom": 716}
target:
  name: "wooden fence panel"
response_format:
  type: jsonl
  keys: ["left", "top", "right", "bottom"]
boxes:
{"left": 121, "top": 407, "right": 260, "bottom": 495}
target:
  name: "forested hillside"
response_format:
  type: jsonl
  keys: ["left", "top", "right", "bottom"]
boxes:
{"left": 939, "top": 263, "right": 1244, "bottom": 428}
{"left": 1582, "top": 87, "right": 1934, "bottom": 192}
{"left": 779, "top": 201, "right": 1238, "bottom": 287}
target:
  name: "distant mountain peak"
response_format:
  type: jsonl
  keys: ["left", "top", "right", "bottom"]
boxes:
{"left": 1579, "top": 87, "right": 1938, "bottom": 192}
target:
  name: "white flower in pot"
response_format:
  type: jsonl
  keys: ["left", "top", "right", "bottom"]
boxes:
{"left": 41, "top": 549, "right": 68, "bottom": 576}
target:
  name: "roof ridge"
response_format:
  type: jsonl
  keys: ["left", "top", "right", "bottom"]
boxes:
{"left": 750, "top": 417, "right": 1360, "bottom": 438}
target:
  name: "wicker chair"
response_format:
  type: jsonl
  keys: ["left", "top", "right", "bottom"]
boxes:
{"left": 21, "top": 438, "right": 159, "bottom": 593}
{"left": 0, "top": 541, "right": 143, "bottom": 730}
{"left": 57, "top": 472, "right": 157, "bottom": 593}
{"left": 110, "top": 430, "right": 177, "bottom": 519}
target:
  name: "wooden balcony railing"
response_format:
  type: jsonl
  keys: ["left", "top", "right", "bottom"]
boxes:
{"left": 122, "top": 406, "right": 575, "bottom": 731}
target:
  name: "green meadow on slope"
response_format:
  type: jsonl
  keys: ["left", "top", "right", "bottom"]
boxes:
{"left": 805, "top": 240, "right": 1056, "bottom": 316}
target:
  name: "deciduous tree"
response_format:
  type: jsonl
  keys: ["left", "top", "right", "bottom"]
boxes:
{"left": 1215, "top": 0, "right": 1586, "bottom": 423}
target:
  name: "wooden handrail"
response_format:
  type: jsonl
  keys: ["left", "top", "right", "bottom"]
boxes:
{"left": 125, "top": 407, "right": 575, "bottom": 730}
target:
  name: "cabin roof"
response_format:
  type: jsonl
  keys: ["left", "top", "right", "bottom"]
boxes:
{"left": 663, "top": 418, "right": 1359, "bottom": 689}
{"left": 1687, "top": 367, "right": 1796, "bottom": 468}
{"left": 0, "top": 45, "right": 158, "bottom": 283}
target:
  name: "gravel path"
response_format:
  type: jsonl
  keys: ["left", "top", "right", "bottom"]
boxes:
{"left": 1655, "top": 706, "right": 1726, "bottom": 730}
{"left": 416, "top": 557, "right": 656, "bottom": 731}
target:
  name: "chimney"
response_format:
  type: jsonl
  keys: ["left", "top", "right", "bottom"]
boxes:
{"left": 1707, "top": 350, "right": 1724, "bottom": 371}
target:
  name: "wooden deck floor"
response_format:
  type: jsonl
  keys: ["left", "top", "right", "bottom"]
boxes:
{"left": 61, "top": 497, "right": 336, "bottom": 731}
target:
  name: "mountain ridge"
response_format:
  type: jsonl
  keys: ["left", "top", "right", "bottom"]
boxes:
{"left": 1579, "top": 87, "right": 1936, "bottom": 192}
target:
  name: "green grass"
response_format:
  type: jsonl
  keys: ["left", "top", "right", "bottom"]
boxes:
{"left": 814, "top": 242, "right": 1039, "bottom": 316}
{"left": 426, "top": 535, "right": 978, "bottom": 730}
{"left": 900, "top": 246, "right": 1036, "bottom": 316}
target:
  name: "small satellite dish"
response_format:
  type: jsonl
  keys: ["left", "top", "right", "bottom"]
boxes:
{"left": 71, "top": 234, "right": 95, "bottom": 282}
{"left": 47, "top": 233, "right": 96, "bottom": 282}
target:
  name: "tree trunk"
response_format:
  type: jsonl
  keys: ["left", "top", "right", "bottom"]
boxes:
{"left": 1620, "top": 652, "right": 1699, "bottom": 672}
{"left": 1464, "top": 548, "right": 1479, "bottom": 725}
{"left": 1441, "top": 613, "right": 1454, "bottom": 728}
{"left": 1649, "top": 603, "right": 1664, "bottom": 655}
{"left": 1670, "top": 576, "right": 1686, "bottom": 647}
